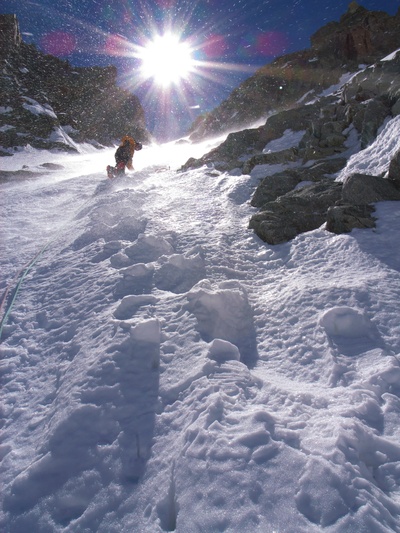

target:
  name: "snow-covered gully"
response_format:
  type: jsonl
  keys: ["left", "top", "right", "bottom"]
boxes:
{"left": 1, "top": 134, "right": 400, "bottom": 532}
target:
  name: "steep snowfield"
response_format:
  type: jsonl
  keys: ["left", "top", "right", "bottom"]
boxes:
{"left": 1, "top": 123, "right": 400, "bottom": 532}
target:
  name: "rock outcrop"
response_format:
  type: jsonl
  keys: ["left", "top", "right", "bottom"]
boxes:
{"left": 0, "top": 14, "right": 151, "bottom": 153}
{"left": 180, "top": 12, "right": 400, "bottom": 245}
{"left": 247, "top": 44, "right": 400, "bottom": 244}
{"left": 310, "top": 3, "right": 400, "bottom": 63}
{"left": 249, "top": 180, "right": 344, "bottom": 245}
{"left": 189, "top": 3, "right": 400, "bottom": 142}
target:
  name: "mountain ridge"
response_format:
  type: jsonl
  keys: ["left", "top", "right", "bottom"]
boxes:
{"left": 189, "top": 2, "right": 400, "bottom": 141}
{"left": 0, "top": 14, "right": 151, "bottom": 154}
{"left": 181, "top": 31, "right": 400, "bottom": 244}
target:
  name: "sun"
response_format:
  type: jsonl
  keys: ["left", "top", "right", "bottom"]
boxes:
{"left": 138, "top": 33, "right": 194, "bottom": 88}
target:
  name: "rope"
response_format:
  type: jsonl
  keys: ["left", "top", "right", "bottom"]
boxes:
{"left": 0, "top": 180, "right": 100, "bottom": 343}
{"left": 0, "top": 242, "right": 51, "bottom": 342}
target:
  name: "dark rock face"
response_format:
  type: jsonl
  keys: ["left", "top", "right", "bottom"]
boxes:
{"left": 0, "top": 15, "right": 151, "bottom": 153}
{"left": 248, "top": 160, "right": 400, "bottom": 245}
{"left": 248, "top": 156, "right": 400, "bottom": 245}
{"left": 250, "top": 159, "right": 347, "bottom": 208}
{"left": 189, "top": 4, "right": 400, "bottom": 142}
{"left": 326, "top": 204, "right": 376, "bottom": 234}
{"left": 249, "top": 180, "right": 343, "bottom": 245}
{"left": 310, "top": 3, "right": 400, "bottom": 63}
{"left": 189, "top": 52, "right": 343, "bottom": 142}
{"left": 342, "top": 173, "right": 400, "bottom": 204}
{"left": 0, "top": 14, "right": 21, "bottom": 57}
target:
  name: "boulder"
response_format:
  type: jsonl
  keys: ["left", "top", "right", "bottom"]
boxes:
{"left": 250, "top": 158, "right": 347, "bottom": 208}
{"left": 180, "top": 128, "right": 260, "bottom": 171}
{"left": 250, "top": 171, "right": 301, "bottom": 207}
{"left": 249, "top": 180, "right": 342, "bottom": 244}
{"left": 360, "top": 99, "right": 390, "bottom": 148}
{"left": 326, "top": 204, "right": 376, "bottom": 234}
{"left": 342, "top": 173, "right": 400, "bottom": 204}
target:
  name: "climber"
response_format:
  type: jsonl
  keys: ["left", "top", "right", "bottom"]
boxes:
{"left": 107, "top": 136, "right": 142, "bottom": 178}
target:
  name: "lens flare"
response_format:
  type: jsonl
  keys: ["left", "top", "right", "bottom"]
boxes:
{"left": 256, "top": 31, "right": 289, "bottom": 57}
{"left": 202, "top": 34, "right": 229, "bottom": 58}
{"left": 40, "top": 32, "right": 76, "bottom": 57}
{"left": 103, "top": 34, "right": 131, "bottom": 57}
{"left": 138, "top": 33, "right": 194, "bottom": 87}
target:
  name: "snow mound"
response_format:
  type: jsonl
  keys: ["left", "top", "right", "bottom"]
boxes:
{"left": 319, "top": 306, "right": 374, "bottom": 338}
{"left": 114, "top": 294, "right": 158, "bottom": 320}
{"left": 154, "top": 251, "right": 206, "bottom": 294}
{"left": 114, "top": 263, "right": 155, "bottom": 298}
{"left": 185, "top": 279, "right": 257, "bottom": 366}
{"left": 125, "top": 233, "right": 176, "bottom": 263}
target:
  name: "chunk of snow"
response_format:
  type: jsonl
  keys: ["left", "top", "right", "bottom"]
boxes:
{"left": 22, "top": 97, "right": 57, "bottom": 119}
{"left": 0, "top": 125, "right": 15, "bottom": 132}
{"left": 207, "top": 339, "right": 240, "bottom": 362}
{"left": 186, "top": 279, "right": 256, "bottom": 364}
{"left": 319, "top": 306, "right": 373, "bottom": 338}
{"left": 114, "top": 294, "right": 158, "bottom": 320}
{"left": 263, "top": 129, "right": 305, "bottom": 153}
{"left": 130, "top": 318, "right": 161, "bottom": 344}
{"left": 122, "top": 263, "right": 154, "bottom": 280}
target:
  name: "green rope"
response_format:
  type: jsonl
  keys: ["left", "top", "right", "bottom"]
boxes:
{"left": 0, "top": 242, "right": 51, "bottom": 342}
{"left": 0, "top": 181, "right": 104, "bottom": 343}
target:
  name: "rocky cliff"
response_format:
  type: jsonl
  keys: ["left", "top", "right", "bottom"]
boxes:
{"left": 181, "top": 4, "right": 400, "bottom": 245}
{"left": 0, "top": 14, "right": 151, "bottom": 154}
{"left": 189, "top": 3, "right": 400, "bottom": 141}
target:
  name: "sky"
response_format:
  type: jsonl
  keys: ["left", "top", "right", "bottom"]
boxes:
{"left": 2, "top": 66, "right": 400, "bottom": 530}
{"left": 1, "top": 0, "right": 399, "bottom": 137}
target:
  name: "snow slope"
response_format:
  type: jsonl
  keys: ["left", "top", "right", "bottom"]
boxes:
{"left": 1, "top": 124, "right": 400, "bottom": 532}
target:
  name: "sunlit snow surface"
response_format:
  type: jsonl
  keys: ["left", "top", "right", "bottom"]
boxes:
{"left": 1, "top": 127, "right": 400, "bottom": 532}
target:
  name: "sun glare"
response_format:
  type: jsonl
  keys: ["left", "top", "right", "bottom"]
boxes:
{"left": 139, "top": 33, "right": 194, "bottom": 87}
